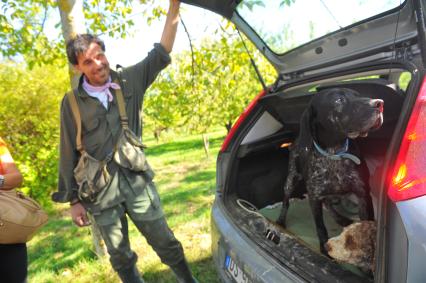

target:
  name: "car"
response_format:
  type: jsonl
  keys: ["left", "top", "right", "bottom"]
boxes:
{"left": 181, "top": 0, "right": 426, "bottom": 282}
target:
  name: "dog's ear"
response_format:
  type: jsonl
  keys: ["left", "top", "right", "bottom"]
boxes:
{"left": 297, "top": 104, "right": 315, "bottom": 150}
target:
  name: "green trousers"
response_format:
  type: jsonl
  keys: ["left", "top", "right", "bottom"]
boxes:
{"left": 98, "top": 215, "right": 184, "bottom": 272}
{"left": 93, "top": 183, "right": 185, "bottom": 281}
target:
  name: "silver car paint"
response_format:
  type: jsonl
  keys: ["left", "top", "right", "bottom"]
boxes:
{"left": 211, "top": 200, "right": 305, "bottom": 283}
{"left": 396, "top": 196, "right": 426, "bottom": 283}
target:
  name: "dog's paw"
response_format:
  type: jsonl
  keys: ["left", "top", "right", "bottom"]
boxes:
{"left": 321, "top": 244, "right": 332, "bottom": 258}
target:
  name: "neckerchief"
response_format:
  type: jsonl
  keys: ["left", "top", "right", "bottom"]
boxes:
{"left": 82, "top": 76, "right": 120, "bottom": 108}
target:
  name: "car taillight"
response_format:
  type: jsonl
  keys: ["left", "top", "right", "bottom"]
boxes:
{"left": 220, "top": 89, "right": 267, "bottom": 152}
{"left": 388, "top": 77, "right": 426, "bottom": 202}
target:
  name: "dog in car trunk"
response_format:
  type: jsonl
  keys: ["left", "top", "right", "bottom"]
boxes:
{"left": 325, "top": 220, "right": 377, "bottom": 274}
{"left": 276, "top": 87, "right": 384, "bottom": 255}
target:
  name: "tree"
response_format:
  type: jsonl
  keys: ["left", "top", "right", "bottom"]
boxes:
{"left": 0, "top": 62, "right": 67, "bottom": 205}
{"left": 0, "top": 0, "right": 163, "bottom": 68}
{"left": 183, "top": 34, "right": 275, "bottom": 156}
{"left": 143, "top": 70, "right": 186, "bottom": 142}
{"left": 144, "top": 22, "right": 276, "bottom": 156}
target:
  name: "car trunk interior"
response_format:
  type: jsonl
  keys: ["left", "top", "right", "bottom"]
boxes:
{"left": 223, "top": 71, "right": 410, "bottom": 282}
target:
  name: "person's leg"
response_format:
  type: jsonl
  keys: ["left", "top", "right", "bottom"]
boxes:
{"left": 127, "top": 182, "right": 197, "bottom": 283}
{"left": 131, "top": 216, "right": 197, "bottom": 283}
{"left": 94, "top": 210, "right": 144, "bottom": 283}
{"left": 0, "top": 243, "right": 27, "bottom": 283}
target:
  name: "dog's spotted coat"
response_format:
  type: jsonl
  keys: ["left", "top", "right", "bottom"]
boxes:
{"left": 276, "top": 87, "right": 383, "bottom": 255}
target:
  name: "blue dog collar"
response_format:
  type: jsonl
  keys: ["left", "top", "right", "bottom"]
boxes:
{"left": 313, "top": 139, "right": 361, "bottom": 165}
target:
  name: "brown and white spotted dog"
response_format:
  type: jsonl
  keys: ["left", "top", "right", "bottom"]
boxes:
{"left": 325, "top": 221, "right": 377, "bottom": 274}
{"left": 276, "top": 88, "right": 383, "bottom": 255}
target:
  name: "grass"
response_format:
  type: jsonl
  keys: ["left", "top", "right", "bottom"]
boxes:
{"left": 28, "top": 129, "right": 226, "bottom": 283}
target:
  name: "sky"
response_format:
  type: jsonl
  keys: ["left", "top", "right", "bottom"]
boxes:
{"left": 101, "top": 2, "right": 223, "bottom": 68}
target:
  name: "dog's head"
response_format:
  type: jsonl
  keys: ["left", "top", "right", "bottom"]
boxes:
{"left": 298, "top": 88, "right": 384, "bottom": 148}
{"left": 325, "top": 221, "right": 376, "bottom": 273}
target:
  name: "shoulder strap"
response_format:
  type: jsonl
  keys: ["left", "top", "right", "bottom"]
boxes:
{"left": 113, "top": 80, "right": 129, "bottom": 129}
{"left": 67, "top": 73, "right": 128, "bottom": 153}
{"left": 66, "top": 90, "right": 83, "bottom": 152}
{"left": 113, "top": 67, "right": 129, "bottom": 129}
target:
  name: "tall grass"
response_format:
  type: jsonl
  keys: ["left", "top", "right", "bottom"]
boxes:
{"left": 28, "top": 129, "right": 226, "bottom": 283}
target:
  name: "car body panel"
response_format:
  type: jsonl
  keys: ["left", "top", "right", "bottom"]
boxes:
{"left": 211, "top": 200, "right": 305, "bottom": 283}
{"left": 179, "top": 0, "right": 237, "bottom": 20}
{"left": 386, "top": 201, "right": 409, "bottom": 283}
{"left": 395, "top": 196, "right": 426, "bottom": 283}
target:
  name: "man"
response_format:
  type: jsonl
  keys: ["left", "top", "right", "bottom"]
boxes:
{"left": 51, "top": 1, "right": 197, "bottom": 282}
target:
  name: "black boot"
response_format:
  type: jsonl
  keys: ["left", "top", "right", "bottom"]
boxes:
{"left": 170, "top": 259, "right": 199, "bottom": 283}
{"left": 117, "top": 264, "right": 145, "bottom": 283}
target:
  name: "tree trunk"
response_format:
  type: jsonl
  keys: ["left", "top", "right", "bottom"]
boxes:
{"left": 58, "top": 0, "right": 107, "bottom": 258}
{"left": 202, "top": 133, "right": 209, "bottom": 158}
{"left": 154, "top": 130, "right": 160, "bottom": 143}
{"left": 153, "top": 126, "right": 167, "bottom": 143}
{"left": 57, "top": 0, "right": 86, "bottom": 89}
{"left": 225, "top": 121, "right": 233, "bottom": 134}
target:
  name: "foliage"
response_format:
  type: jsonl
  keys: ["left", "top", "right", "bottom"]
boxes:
{"left": 399, "top": 71, "right": 412, "bottom": 91}
{"left": 0, "top": 0, "right": 161, "bottom": 68}
{"left": 0, "top": 62, "right": 68, "bottom": 206}
{"left": 144, "top": 21, "right": 276, "bottom": 139}
{"left": 143, "top": 69, "right": 185, "bottom": 141}
{"left": 0, "top": 0, "right": 62, "bottom": 68}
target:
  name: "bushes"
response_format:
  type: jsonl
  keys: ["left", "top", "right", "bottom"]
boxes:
{"left": 0, "top": 63, "right": 69, "bottom": 207}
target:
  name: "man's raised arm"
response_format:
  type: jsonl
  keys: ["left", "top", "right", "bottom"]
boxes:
{"left": 160, "top": 0, "right": 180, "bottom": 53}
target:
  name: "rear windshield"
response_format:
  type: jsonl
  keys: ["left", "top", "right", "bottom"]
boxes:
{"left": 236, "top": 0, "right": 405, "bottom": 54}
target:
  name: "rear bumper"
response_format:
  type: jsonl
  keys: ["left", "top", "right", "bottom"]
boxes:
{"left": 210, "top": 199, "right": 305, "bottom": 283}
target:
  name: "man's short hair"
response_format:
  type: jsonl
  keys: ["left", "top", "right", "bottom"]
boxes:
{"left": 66, "top": 34, "right": 105, "bottom": 65}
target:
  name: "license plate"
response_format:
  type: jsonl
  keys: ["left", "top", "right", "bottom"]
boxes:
{"left": 225, "top": 255, "right": 250, "bottom": 283}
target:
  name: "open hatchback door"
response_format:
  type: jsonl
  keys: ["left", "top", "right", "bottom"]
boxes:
{"left": 180, "top": 0, "right": 426, "bottom": 282}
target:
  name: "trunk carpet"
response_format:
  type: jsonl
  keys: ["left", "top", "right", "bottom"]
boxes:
{"left": 259, "top": 198, "right": 343, "bottom": 250}
{"left": 259, "top": 198, "right": 366, "bottom": 277}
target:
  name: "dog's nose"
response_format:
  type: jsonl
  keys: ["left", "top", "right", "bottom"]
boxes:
{"left": 372, "top": 99, "right": 384, "bottom": 113}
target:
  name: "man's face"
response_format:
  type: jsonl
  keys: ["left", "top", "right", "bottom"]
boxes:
{"left": 75, "top": 42, "right": 110, "bottom": 86}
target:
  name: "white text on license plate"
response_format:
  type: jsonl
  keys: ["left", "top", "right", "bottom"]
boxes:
{"left": 225, "top": 255, "right": 250, "bottom": 283}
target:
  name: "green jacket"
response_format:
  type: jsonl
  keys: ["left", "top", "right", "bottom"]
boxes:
{"left": 52, "top": 43, "right": 171, "bottom": 214}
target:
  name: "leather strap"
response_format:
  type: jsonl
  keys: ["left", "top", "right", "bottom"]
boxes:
{"left": 67, "top": 90, "right": 83, "bottom": 152}
{"left": 113, "top": 79, "right": 129, "bottom": 129}
{"left": 66, "top": 80, "right": 129, "bottom": 153}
